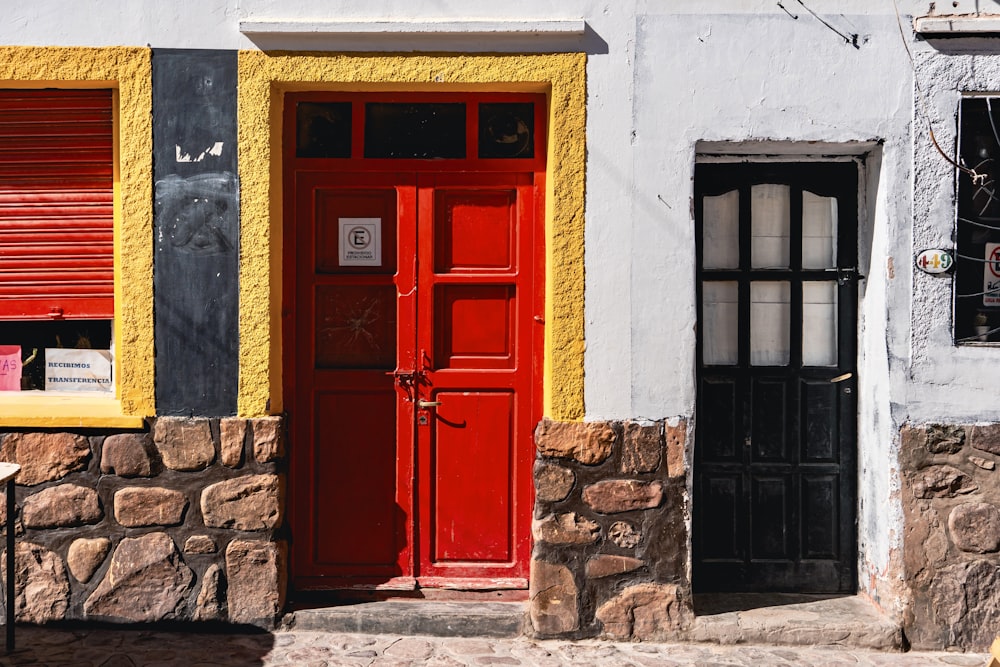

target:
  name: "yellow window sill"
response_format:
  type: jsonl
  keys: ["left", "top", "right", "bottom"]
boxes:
{"left": 0, "top": 392, "right": 146, "bottom": 429}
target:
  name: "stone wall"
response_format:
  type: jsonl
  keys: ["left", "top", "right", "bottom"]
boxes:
{"left": 901, "top": 423, "right": 1000, "bottom": 650}
{"left": 528, "top": 417, "right": 691, "bottom": 640}
{"left": 0, "top": 416, "right": 285, "bottom": 627}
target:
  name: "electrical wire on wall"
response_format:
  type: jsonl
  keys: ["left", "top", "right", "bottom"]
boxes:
{"left": 891, "top": 0, "right": 987, "bottom": 185}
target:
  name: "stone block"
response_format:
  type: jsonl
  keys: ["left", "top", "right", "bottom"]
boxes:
{"left": 194, "top": 563, "right": 225, "bottom": 622}
{"left": 252, "top": 416, "right": 284, "bottom": 463}
{"left": 585, "top": 554, "right": 644, "bottom": 579}
{"left": 184, "top": 535, "right": 217, "bottom": 554}
{"left": 608, "top": 521, "right": 641, "bottom": 548}
{"left": 100, "top": 433, "right": 158, "bottom": 477}
{"left": 383, "top": 639, "right": 434, "bottom": 660}
{"left": 534, "top": 461, "right": 575, "bottom": 503}
{"left": 929, "top": 559, "right": 1000, "bottom": 650}
{"left": 84, "top": 532, "right": 194, "bottom": 622}
{"left": 226, "top": 539, "right": 285, "bottom": 625}
{"left": 949, "top": 503, "right": 1000, "bottom": 553}
{"left": 925, "top": 424, "right": 967, "bottom": 454}
{"left": 0, "top": 432, "right": 89, "bottom": 485}
{"left": 970, "top": 424, "right": 1000, "bottom": 456}
{"left": 596, "top": 582, "right": 689, "bottom": 640}
{"left": 202, "top": 474, "right": 282, "bottom": 531}
{"left": 219, "top": 417, "right": 247, "bottom": 468}
{"left": 911, "top": 465, "right": 978, "bottom": 499}
{"left": 665, "top": 420, "right": 687, "bottom": 479}
{"left": 529, "top": 559, "right": 578, "bottom": 635}
{"left": 0, "top": 491, "right": 23, "bottom": 537}
{"left": 582, "top": 479, "right": 664, "bottom": 513}
{"left": 532, "top": 513, "right": 600, "bottom": 545}
{"left": 970, "top": 455, "right": 996, "bottom": 470}
{"left": 114, "top": 486, "right": 188, "bottom": 527}
{"left": 3, "top": 542, "right": 69, "bottom": 624}
{"left": 22, "top": 484, "right": 102, "bottom": 528}
{"left": 67, "top": 537, "right": 111, "bottom": 583}
{"left": 900, "top": 424, "right": 924, "bottom": 453}
{"left": 152, "top": 417, "right": 215, "bottom": 471}
{"left": 534, "top": 418, "right": 614, "bottom": 465}
{"left": 620, "top": 422, "right": 661, "bottom": 474}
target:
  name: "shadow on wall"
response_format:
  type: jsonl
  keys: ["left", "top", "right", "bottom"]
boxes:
{"left": 7, "top": 624, "right": 275, "bottom": 666}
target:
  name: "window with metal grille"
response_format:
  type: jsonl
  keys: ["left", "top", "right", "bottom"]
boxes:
{"left": 0, "top": 89, "right": 114, "bottom": 391}
{"left": 954, "top": 97, "right": 1000, "bottom": 343}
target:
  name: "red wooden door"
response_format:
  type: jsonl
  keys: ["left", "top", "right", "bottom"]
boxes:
{"left": 288, "top": 172, "right": 417, "bottom": 589}
{"left": 414, "top": 173, "right": 538, "bottom": 588}
{"left": 288, "top": 170, "right": 539, "bottom": 591}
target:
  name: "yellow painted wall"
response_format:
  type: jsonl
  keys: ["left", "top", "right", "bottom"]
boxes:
{"left": 237, "top": 52, "right": 586, "bottom": 420}
{"left": 0, "top": 47, "right": 153, "bottom": 427}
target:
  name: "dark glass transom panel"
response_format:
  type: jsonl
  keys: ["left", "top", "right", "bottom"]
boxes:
{"left": 296, "top": 102, "right": 352, "bottom": 158}
{"left": 478, "top": 103, "right": 534, "bottom": 159}
{"left": 364, "top": 103, "right": 466, "bottom": 159}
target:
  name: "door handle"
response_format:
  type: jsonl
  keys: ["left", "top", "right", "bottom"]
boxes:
{"left": 830, "top": 372, "right": 853, "bottom": 383}
{"left": 417, "top": 400, "right": 442, "bottom": 408}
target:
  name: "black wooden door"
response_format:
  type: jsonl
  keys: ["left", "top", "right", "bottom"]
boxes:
{"left": 693, "top": 162, "right": 858, "bottom": 593}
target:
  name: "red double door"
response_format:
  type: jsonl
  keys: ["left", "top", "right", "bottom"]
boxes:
{"left": 288, "top": 170, "right": 541, "bottom": 591}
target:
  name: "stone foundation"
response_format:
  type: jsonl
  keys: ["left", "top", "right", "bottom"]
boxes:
{"left": 529, "top": 417, "right": 691, "bottom": 640}
{"left": 901, "top": 423, "right": 1000, "bottom": 650}
{"left": 0, "top": 416, "right": 285, "bottom": 627}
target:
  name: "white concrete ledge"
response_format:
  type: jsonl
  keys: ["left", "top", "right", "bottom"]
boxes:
{"left": 914, "top": 14, "right": 1000, "bottom": 34}
{"left": 240, "top": 19, "right": 586, "bottom": 37}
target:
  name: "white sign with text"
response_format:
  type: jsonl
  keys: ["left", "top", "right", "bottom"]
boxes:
{"left": 45, "top": 348, "right": 113, "bottom": 393}
{"left": 339, "top": 218, "right": 381, "bottom": 267}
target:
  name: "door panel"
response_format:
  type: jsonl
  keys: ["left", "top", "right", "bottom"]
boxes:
{"left": 313, "top": 389, "right": 398, "bottom": 568}
{"left": 802, "top": 474, "right": 838, "bottom": 558}
{"left": 694, "top": 162, "right": 857, "bottom": 593}
{"left": 436, "top": 285, "right": 515, "bottom": 367}
{"left": 434, "top": 190, "right": 515, "bottom": 272}
{"left": 431, "top": 390, "right": 513, "bottom": 563}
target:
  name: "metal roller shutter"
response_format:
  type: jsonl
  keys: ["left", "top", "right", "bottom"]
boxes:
{"left": 0, "top": 89, "right": 114, "bottom": 320}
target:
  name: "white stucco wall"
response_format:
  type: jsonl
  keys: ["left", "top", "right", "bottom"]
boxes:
{"left": 9, "top": 0, "right": 1000, "bottom": 614}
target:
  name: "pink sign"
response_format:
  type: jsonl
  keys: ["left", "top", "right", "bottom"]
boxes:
{"left": 0, "top": 346, "right": 21, "bottom": 391}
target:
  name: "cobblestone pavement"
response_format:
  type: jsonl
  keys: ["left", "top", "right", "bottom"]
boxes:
{"left": 0, "top": 627, "right": 989, "bottom": 666}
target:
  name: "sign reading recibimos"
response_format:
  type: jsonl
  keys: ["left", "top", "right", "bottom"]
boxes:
{"left": 45, "top": 349, "right": 113, "bottom": 393}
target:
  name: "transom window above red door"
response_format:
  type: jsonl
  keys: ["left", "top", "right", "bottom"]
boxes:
{"left": 288, "top": 92, "right": 547, "bottom": 171}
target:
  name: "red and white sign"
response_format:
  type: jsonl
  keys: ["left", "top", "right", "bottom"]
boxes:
{"left": 0, "top": 346, "right": 20, "bottom": 391}
{"left": 985, "top": 243, "right": 1000, "bottom": 306}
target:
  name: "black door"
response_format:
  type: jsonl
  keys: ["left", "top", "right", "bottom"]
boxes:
{"left": 693, "top": 162, "right": 858, "bottom": 593}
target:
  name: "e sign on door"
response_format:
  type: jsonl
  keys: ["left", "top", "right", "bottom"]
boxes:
{"left": 339, "top": 218, "right": 381, "bottom": 267}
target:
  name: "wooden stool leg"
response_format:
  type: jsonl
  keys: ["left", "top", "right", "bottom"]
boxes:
{"left": 6, "top": 477, "right": 14, "bottom": 653}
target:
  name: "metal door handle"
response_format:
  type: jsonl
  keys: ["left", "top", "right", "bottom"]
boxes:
{"left": 417, "top": 400, "right": 442, "bottom": 408}
{"left": 831, "top": 372, "right": 853, "bottom": 383}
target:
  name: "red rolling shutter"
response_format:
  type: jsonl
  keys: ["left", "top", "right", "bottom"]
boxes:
{"left": 0, "top": 89, "right": 114, "bottom": 320}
